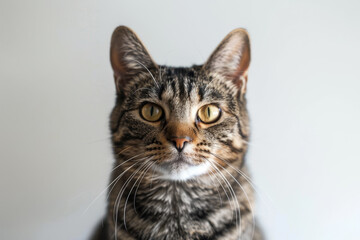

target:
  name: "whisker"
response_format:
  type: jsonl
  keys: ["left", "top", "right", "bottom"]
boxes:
{"left": 123, "top": 159, "right": 153, "bottom": 231}
{"left": 113, "top": 157, "right": 153, "bottom": 236}
{"left": 211, "top": 159, "right": 255, "bottom": 239}
{"left": 133, "top": 87, "right": 153, "bottom": 94}
{"left": 106, "top": 157, "right": 149, "bottom": 201}
{"left": 112, "top": 160, "right": 145, "bottom": 238}
{"left": 83, "top": 151, "right": 142, "bottom": 214}
{"left": 149, "top": 165, "right": 155, "bottom": 189}
{"left": 112, "top": 152, "right": 144, "bottom": 172}
{"left": 132, "top": 59, "right": 159, "bottom": 89}
{"left": 116, "top": 146, "right": 134, "bottom": 156}
{"left": 207, "top": 163, "right": 236, "bottom": 223}
{"left": 210, "top": 152, "right": 257, "bottom": 188}
{"left": 208, "top": 167, "right": 231, "bottom": 208}
{"left": 159, "top": 65, "right": 162, "bottom": 82}
{"left": 206, "top": 171, "right": 223, "bottom": 206}
{"left": 133, "top": 161, "right": 157, "bottom": 214}
{"left": 112, "top": 160, "right": 146, "bottom": 240}
{"left": 204, "top": 76, "right": 217, "bottom": 92}
{"left": 207, "top": 160, "right": 241, "bottom": 237}
{"left": 124, "top": 160, "right": 155, "bottom": 224}
{"left": 241, "top": 138, "right": 253, "bottom": 146}
{"left": 209, "top": 152, "right": 272, "bottom": 206}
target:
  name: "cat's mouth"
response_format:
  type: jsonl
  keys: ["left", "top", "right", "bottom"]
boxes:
{"left": 158, "top": 155, "right": 193, "bottom": 170}
{"left": 153, "top": 155, "right": 209, "bottom": 181}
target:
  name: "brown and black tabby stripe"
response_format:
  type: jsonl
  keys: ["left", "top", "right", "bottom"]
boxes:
{"left": 91, "top": 26, "right": 264, "bottom": 240}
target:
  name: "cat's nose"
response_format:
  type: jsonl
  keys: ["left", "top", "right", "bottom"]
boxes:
{"left": 170, "top": 136, "right": 192, "bottom": 152}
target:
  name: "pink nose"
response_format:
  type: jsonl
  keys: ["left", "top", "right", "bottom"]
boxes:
{"left": 171, "top": 136, "right": 192, "bottom": 152}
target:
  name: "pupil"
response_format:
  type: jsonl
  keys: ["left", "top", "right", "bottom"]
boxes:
{"left": 150, "top": 106, "right": 154, "bottom": 116}
{"left": 207, "top": 107, "right": 210, "bottom": 117}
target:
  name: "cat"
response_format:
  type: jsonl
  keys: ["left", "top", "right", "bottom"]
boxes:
{"left": 91, "top": 26, "right": 263, "bottom": 240}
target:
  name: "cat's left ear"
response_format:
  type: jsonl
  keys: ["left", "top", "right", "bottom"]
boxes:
{"left": 203, "top": 28, "right": 251, "bottom": 95}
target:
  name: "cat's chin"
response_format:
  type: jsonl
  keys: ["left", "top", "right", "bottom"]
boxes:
{"left": 153, "top": 159, "right": 211, "bottom": 181}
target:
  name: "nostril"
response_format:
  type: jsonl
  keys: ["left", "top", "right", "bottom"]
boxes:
{"left": 172, "top": 140, "right": 187, "bottom": 152}
{"left": 170, "top": 136, "right": 192, "bottom": 152}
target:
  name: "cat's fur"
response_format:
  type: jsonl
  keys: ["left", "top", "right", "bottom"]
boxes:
{"left": 91, "top": 26, "right": 263, "bottom": 240}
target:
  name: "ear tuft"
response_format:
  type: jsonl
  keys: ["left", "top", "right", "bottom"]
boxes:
{"left": 110, "top": 26, "right": 157, "bottom": 93}
{"left": 203, "top": 28, "right": 251, "bottom": 94}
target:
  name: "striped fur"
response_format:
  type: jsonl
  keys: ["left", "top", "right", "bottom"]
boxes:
{"left": 92, "top": 26, "right": 264, "bottom": 240}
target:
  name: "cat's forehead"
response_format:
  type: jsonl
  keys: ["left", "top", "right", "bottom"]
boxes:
{"left": 161, "top": 67, "right": 201, "bottom": 98}
{"left": 149, "top": 67, "right": 202, "bottom": 120}
{"left": 159, "top": 66, "right": 231, "bottom": 103}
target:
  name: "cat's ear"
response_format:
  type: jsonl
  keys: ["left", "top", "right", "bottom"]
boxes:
{"left": 110, "top": 26, "right": 157, "bottom": 93}
{"left": 203, "top": 28, "right": 251, "bottom": 95}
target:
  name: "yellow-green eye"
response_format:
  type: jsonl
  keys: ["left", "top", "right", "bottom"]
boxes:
{"left": 197, "top": 104, "right": 221, "bottom": 123}
{"left": 140, "top": 103, "right": 163, "bottom": 122}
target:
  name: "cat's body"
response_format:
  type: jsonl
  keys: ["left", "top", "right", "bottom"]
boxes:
{"left": 92, "top": 26, "right": 263, "bottom": 240}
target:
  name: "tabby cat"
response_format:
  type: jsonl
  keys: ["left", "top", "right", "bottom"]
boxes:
{"left": 91, "top": 26, "right": 263, "bottom": 240}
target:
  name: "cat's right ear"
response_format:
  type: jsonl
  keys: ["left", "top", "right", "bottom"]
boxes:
{"left": 110, "top": 26, "right": 157, "bottom": 94}
{"left": 203, "top": 28, "right": 251, "bottom": 96}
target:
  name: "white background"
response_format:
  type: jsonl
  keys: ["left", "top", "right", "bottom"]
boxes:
{"left": 1, "top": 0, "right": 359, "bottom": 239}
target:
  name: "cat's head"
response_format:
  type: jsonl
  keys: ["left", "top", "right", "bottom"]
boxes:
{"left": 109, "top": 26, "right": 250, "bottom": 181}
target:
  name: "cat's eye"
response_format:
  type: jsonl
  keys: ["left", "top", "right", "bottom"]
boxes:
{"left": 197, "top": 104, "right": 221, "bottom": 124}
{"left": 140, "top": 103, "right": 163, "bottom": 122}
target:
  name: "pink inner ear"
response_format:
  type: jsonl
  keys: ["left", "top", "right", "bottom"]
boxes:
{"left": 110, "top": 47, "right": 125, "bottom": 77}
{"left": 109, "top": 26, "right": 157, "bottom": 93}
{"left": 110, "top": 46, "right": 128, "bottom": 92}
{"left": 203, "top": 28, "right": 251, "bottom": 92}
{"left": 231, "top": 43, "right": 250, "bottom": 90}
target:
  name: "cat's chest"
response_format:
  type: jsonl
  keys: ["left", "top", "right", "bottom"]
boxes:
{"left": 134, "top": 181, "right": 221, "bottom": 219}
{"left": 109, "top": 178, "right": 246, "bottom": 240}
{"left": 135, "top": 182, "right": 201, "bottom": 215}
{"left": 132, "top": 182, "right": 222, "bottom": 239}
